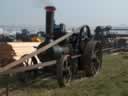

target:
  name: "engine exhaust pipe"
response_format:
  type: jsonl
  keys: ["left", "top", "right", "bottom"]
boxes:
{"left": 45, "top": 6, "right": 56, "bottom": 38}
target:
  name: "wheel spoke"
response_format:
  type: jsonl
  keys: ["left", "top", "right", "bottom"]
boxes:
{"left": 57, "top": 55, "right": 73, "bottom": 87}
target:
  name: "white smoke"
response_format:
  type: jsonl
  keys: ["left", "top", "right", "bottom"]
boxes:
{"left": 32, "top": 0, "right": 54, "bottom": 8}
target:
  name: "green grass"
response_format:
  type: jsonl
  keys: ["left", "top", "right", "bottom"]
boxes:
{"left": 1, "top": 53, "right": 128, "bottom": 96}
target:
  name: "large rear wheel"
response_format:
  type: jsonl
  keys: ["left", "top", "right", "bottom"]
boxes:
{"left": 80, "top": 41, "right": 102, "bottom": 77}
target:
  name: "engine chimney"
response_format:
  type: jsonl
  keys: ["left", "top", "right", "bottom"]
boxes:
{"left": 45, "top": 6, "right": 56, "bottom": 38}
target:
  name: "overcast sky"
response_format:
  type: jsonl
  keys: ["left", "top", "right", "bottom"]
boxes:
{"left": 0, "top": 0, "right": 128, "bottom": 27}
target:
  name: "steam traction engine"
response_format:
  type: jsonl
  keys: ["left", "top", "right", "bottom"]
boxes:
{"left": 0, "top": 6, "right": 102, "bottom": 87}
{"left": 35, "top": 6, "right": 102, "bottom": 86}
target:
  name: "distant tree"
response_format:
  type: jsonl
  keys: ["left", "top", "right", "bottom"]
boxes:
{"left": 21, "top": 29, "right": 31, "bottom": 41}
{"left": 16, "top": 29, "right": 31, "bottom": 41}
{"left": 21, "top": 29, "right": 30, "bottom": 36}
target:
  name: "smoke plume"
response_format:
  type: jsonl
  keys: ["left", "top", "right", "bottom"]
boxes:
{"left": 32, "top": 0, "right": 54, "bottom": 8}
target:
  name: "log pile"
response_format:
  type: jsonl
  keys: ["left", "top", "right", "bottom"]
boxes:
{"left": 0, "top": 42, "right": 40, "bottom": 67}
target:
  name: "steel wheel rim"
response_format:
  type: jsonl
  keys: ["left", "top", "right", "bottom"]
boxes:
{"left": 63, "top": 56, "right": 72, "bottom": 84}
{"left": 91, "top": 44, "right": 102, "bottom": 74}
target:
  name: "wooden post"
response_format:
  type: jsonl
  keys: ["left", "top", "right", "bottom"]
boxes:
{"left": 6, "top": 83, "right": 9, "bottom": 96}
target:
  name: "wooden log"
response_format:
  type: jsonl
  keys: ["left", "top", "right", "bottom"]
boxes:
{"left": 0, "top": 42, "right": 40, "bottom": 67}
{"left": 0, "top": 43, "right": 40, "bottom": 56}
{"left": 0, "top": 42, "right": 40, "bottom": 60}
{"left": 0, "top": 32, "right": 73, "bottom": 73}
{"left": 0, "top": 60, "right": 56, "bottom": 75}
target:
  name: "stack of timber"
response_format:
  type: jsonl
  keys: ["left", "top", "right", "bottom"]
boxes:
{"left": 0, "top": 42, "right": 40, "bottom": 67}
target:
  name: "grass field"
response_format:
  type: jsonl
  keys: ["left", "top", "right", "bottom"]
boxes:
{"left": 0, "top": 53, "right": 128, "bottom": 96}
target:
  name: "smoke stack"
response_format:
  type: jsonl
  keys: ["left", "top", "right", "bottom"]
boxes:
{"left": 45, "top": 6, "right": 56, "bottom": 38}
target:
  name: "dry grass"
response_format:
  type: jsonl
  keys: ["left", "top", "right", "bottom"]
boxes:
{"left": 0, "top": 53, "right": 128, "bottom": 96}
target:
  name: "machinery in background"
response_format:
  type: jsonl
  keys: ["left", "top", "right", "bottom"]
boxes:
{"left": 94, "top": 26, "right": 116, "bottom": 48}
{"left": 31, "top": 31, "right": 46, "bottom": 42}
{"left": 31, "top": 23, "right": 66, "bottom": 42}
{"left": 94, "top": 26, "right": 128, "bottom": 48}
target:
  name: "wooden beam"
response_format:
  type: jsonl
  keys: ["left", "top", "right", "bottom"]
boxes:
{"left": 0, "top": 32, "right": 73, "bottom": 73}
{"left": 0, "top": 60, "right": 57, "bottom": 75}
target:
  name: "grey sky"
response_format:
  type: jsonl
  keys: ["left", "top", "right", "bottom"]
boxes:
{"left": 0, "top": 0, "right": 128, "bottom": 27}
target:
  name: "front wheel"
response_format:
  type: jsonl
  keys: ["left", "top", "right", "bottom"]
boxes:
{"left": 17, "top": 55, "right": 38, "bottom": 83}
{"left": 56, "top": 55, "right": 73, "bottom": 87}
